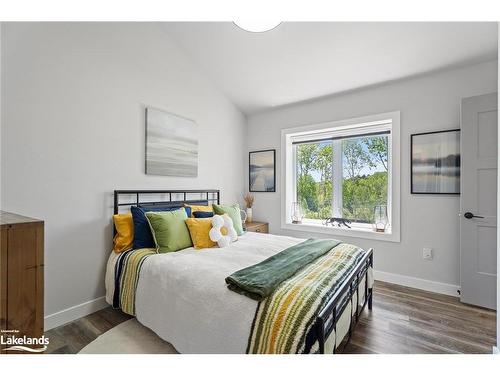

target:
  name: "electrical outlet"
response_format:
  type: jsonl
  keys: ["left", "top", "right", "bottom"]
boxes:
{"left": 423, "top": 247, "right": 433, "bottom": 260}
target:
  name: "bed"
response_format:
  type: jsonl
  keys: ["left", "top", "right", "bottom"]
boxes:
{"left": 105, "top": 189, "right": 373, "bottom": 354}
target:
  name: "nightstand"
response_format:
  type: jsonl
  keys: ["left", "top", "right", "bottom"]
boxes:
{"left": 244, "top": 221, "right": 269, "bottom": 234}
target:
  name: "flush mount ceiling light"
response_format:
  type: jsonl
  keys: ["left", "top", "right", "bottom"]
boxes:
{"left": 233, "top": 20, "right": 282, "bottom": 33}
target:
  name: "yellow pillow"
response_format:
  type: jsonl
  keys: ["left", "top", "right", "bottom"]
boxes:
{"left": 113, "top": 213, "right": 134, "bottom": 253}
{"left": 185, "top": 218, "right": 216, "bottom": 249}
{"left": 184, "top": 204, "right": 213, "bottom": 218}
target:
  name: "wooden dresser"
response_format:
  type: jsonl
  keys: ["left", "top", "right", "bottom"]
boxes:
{"left": 244, "top": 221, "right": 269, "bottom": 234}
{"left": 0, "top": 211, "right": 44, "bottom": 354}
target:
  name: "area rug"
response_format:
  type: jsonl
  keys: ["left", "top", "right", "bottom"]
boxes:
{"left": 79, "top": 318, "right": 178, "bottom": 354}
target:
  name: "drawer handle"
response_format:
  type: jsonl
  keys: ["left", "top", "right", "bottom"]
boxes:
{"left": 256, "top": 228, "right": 261, "bottom": 232}
{"left": 25, "top": 264, "right": 43, "bottom": 270}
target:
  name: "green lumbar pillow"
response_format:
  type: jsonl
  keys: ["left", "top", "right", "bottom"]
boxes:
{"left": 213, "top": 204, "right": 244, "bottom": 236}
{"left": 146, "top": 209, "right": 192, "bottom": 253}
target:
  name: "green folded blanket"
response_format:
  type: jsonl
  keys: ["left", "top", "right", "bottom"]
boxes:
{"left": 225, "top": 238, "right": 341, "bottom": 301}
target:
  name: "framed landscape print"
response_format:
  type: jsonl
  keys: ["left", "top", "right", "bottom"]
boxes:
{"left": 411, "top": 129, "right": 460, "bottom": 194}
{"left": 249, "top": 149, "right": 276, "bottom": 192}
{"left": 145, "top": 107, "right": 198, "bottom": 177}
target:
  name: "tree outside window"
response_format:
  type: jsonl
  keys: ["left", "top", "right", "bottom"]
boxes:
{"left": 295, "top": 135, "right": 388, "bottom": 223}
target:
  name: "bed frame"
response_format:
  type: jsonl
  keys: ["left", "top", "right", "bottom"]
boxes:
{"left": 314, "top": 247, "right": 373, "bottom": 353}
{"left": 113, "top": 189, "right": 372, "bottom": 354}
{"left": 113, "top": 189, "right": 220, "bottom": 215}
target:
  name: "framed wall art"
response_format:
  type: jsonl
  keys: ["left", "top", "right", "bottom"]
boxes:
{"left": 249, "top": 149, "right": 276, "bottom": 192}
{"left": 145, "top": 107, "right": 198, "bottom": 177}
{"left": 411, "top": 129, "right": 460, "bottom": 194}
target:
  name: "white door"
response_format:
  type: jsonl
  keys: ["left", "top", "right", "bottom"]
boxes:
{"left": 460, "top": 92, "right": 497, "bottom": 310}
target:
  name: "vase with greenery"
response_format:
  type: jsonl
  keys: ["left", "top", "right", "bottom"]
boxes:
{"left": 243, "top": 193, "right": 254, "bottom": 223}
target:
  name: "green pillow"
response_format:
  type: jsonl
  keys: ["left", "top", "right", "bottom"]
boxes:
{"left": 213, "top": 204, "right": 244, "bottom": 236}
{"left": 145, "top": 209, "right": 192, "bottom": 253}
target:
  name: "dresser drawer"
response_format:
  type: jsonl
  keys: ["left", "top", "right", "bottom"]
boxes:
{"left": 245, "top": 223, "right": 268, "bottom": 234}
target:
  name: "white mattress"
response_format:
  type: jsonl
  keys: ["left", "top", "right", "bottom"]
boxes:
{"left": 105, "top": 232, "right": 373, "bottom": 353}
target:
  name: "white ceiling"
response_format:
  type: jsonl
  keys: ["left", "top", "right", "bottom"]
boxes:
{"left": 163, "top": 22, "right": 498, "bottom": 115}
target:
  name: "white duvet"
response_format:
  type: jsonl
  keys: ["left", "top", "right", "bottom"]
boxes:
{"left": 105, "top": 232, "right": 372, "bottom": 354}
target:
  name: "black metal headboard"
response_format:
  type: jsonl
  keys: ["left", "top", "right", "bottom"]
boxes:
{"left": 113, "top": 189, "right": 220, "bottom": 215}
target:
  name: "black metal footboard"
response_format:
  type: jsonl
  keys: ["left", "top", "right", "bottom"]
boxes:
{"left": 315, "top": 248, "right": 373, "bottom": 354}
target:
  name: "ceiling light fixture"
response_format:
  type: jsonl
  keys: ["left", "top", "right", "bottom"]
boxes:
{"left": 233, "top": 20, "right": 282, "bottom": 33}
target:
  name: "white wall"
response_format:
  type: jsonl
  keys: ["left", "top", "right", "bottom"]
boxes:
{"left": 1, "top": 23, "right": 246, "bottom": 324}
{"left": 247, "top": 60, "right": 498, "bottom": 293}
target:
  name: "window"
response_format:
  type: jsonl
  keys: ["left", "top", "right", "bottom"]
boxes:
{"left": 282, "top": 112, "right": 400, "bottom": 242}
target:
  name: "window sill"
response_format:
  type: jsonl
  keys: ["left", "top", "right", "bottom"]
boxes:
{"left": 281, "top": 219, "right": 400, "bottom": 243}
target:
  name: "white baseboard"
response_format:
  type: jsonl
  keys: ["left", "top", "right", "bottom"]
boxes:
{"left": 373, "top": 270, "right": 460, "bottom": 297}
{"left": 44, "top": 296, "right": 108, "bottom": 331}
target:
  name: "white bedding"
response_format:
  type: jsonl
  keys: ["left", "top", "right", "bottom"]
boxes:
{"left": 105, "top": 232, "right": 373, "bottom": 354}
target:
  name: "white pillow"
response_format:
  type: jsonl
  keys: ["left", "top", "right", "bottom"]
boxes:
{"left": 209, "top": 214, "right": 238, "bottom": 248}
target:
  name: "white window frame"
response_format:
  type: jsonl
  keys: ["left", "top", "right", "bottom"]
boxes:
{"left": 281, "top": 111, "right": 401, "bottom": 243}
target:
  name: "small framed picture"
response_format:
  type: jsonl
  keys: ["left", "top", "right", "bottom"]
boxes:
{"left": 411, "top": 129, "right": 460, "bottom": 194}
{"left": 249, "top": 149, "right": 276, "bottom": 192}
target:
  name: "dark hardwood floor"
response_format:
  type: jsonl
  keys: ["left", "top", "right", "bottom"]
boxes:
{"left": 45, "top": 307, "right": 132, "bottom": 354}
{"left": 44, "top": 281, "right": 496, "bottom": 354}
{"left": 343, "top": 281, "right": 496, "bottom": 354}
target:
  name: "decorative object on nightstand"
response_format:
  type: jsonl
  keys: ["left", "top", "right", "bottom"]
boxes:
{"left": 290, "top": 202, "right": 304, "bottom": 224}
{"left": 372, "top": 205, "right": 388, "bottom": 233}
{"left": 245, "top": 221, "right": 269, "bottom": 234}
{"left": 0, "top": 211, "right": 44, "bottom": 354}
{"left": 243, "top": 193, "right": 254, "bottom": 223}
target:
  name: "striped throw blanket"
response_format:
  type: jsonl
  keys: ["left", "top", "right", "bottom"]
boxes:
{"left": 247, "top": 243, "right": 365, "bottom": 354}
{"left": 113, "top": 248, "right": 156, "bottom": 315}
